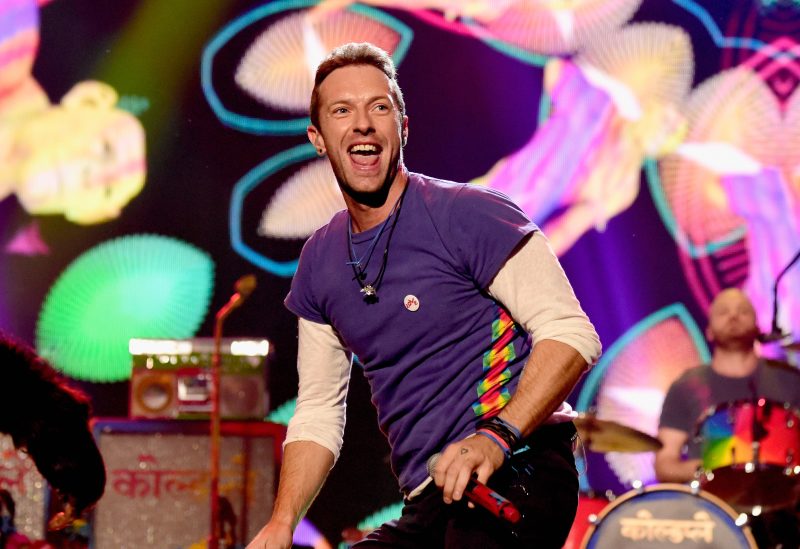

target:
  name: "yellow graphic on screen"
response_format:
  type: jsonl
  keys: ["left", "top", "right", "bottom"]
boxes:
{"left": 0, "top": 0, "right": 146, "bottom": 225}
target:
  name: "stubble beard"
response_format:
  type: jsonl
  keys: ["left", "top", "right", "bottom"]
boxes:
{"left": 335, "top": 150, "right": 403, "bottom": 209}
{"left": 713, "top": 327, "right": 759, "bottom": 352}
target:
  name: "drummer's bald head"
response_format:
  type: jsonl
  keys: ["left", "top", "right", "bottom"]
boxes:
{"left": 706, "top": 288, "right": 758, "bottom": 346}
{"left": 708, "top": 288, "right": 755, "bottom": 316}
{"left": 711, "top": 288, "right": 753, "bottom": 309}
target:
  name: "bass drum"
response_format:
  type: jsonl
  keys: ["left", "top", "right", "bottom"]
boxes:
{"left": 580, "top": 484, "right": 757, "bottom": 548}
{"left": 563, "top": 493, "right": 612, "bottom": 549}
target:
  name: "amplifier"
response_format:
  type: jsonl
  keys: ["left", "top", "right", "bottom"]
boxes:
{"left": 129, "top": 338, "right": 270, "bottom": 420}
{"left": 90, "top": 419, "right": 285, "bottom": 549}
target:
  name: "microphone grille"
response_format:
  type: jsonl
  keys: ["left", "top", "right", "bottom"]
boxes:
{"left": 235, "top": 274, "right": 257, "bottom": 298}
{"left": 426, "top": 453, "right": 440, "bottom": 476}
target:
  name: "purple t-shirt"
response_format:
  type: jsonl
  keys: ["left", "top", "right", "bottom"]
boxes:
{"left": 285, "top": 173, "right": 538, "bottom": 493}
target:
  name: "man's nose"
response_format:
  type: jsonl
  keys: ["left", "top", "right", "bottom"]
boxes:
{"left": 353, "top": 109, "right": 374, "bottom": 134}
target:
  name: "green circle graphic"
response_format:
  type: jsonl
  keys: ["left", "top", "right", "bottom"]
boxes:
{"left": 36, "top": 234, "right": 215, "bottom": 382}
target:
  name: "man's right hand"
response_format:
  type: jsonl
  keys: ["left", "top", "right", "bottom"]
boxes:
{"left": 247, "top": 441, "right": 336, "bottom": 549}
{"left": 245, "top": 521, "right": 293, "bottom": 549}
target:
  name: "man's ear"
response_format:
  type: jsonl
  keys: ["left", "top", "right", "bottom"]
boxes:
{"left": 705, "top": 325, "right": 714, "bottom": 343}
{"left": 402, "top": 115, "right": 409, "bottom": 147}
{"left": 308, "top": 125, "right": 325, "bottom": 155}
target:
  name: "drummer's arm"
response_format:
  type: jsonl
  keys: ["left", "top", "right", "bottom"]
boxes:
{"left": 654, "top": 427, "right": 702, "bottom": 483}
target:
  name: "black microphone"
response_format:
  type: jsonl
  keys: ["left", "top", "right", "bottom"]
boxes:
{"left": 426, "top": 453, "right": 521, "bottom": 525}
{"left": 234, "top": 273, "right": 257, "bottom": 300}
{"left": 758, "top": 330, "right": 789, "bottom": 343}
{"left": 216, "top": 274, "right": 257, "bottom": 321}
{"left": 229, "top": 274, "right": 257, "bottom": 307}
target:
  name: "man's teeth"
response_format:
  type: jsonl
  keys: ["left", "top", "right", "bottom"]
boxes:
{"left": 350, "top": 144, "right": 378, "bottom": 154}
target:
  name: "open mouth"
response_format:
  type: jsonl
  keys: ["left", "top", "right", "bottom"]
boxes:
{"left": 348, "top": 143, "right": 382, "bottom": 168}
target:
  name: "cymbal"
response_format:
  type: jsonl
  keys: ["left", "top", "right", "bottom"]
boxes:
{"left": 573, "top": 413, "right": 663, "bottom": 453}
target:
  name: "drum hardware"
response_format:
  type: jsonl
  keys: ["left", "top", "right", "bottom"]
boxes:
{"left": 585, "top": 496, "right": 609, "bottom": 527}
{"left": 751, "top": 398, "right": 768, "bottom": 466}
{"left": 734, "top": 513, "right": 749, "bottom": 528}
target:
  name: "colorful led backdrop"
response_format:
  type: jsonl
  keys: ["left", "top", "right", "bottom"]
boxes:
{"left": 1, "top": 0, "right": 799, "bottom": 545}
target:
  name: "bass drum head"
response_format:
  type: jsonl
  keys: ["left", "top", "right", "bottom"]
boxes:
{"left": 580, "top": 483, "right": 757, "bottom": 548}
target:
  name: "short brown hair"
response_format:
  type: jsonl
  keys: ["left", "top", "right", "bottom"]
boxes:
{"left": 309, "top": 42, "right": 405, "bottom": 128}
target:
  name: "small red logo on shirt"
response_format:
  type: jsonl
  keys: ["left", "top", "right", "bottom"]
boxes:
{"left": 404, "top": 295, "right": 420, "bottom": 312}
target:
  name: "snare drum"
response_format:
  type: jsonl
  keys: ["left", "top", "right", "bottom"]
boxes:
{"left": 695, "top": 399, "right": 800, "bottom": 509}
{"left": 580, "top": 484, "right": 757, "bottom": 548}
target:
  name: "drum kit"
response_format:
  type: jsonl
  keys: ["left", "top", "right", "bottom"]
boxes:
{"left": 568, "top": 398, "right": 800, "bottom": 548}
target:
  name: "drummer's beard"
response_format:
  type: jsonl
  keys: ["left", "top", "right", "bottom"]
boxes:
{"left": 711, "top": 328, "right": 759, "bottom": 351}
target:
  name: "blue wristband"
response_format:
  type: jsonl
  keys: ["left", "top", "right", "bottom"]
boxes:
{"left": 475, "top": 429, "right": 511, "bottom": 460}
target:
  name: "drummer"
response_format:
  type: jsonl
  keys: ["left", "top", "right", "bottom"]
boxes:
{"left": 655, "top": 288, "right": 800, "bottom": 546}
{"left": 655, "top": 288, "right": 800, "bottom": 482}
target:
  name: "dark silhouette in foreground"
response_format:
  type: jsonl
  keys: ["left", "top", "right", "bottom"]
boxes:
{"left": 0, "top": 334, "right": 105, "bottom": 528}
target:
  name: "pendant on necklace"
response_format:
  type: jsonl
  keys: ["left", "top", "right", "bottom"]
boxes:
{"left": 361, "top": 284, "right": 376, "bottom": 297}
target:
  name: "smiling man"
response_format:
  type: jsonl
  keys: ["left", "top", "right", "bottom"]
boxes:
{"left": 247, "top": 43, "right": 601, "bottom": 549}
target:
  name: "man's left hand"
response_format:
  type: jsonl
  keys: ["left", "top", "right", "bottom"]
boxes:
{"left": 430, "top": 433, "right": 505, "bottom": 504}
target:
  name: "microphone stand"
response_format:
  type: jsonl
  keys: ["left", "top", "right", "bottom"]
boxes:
{"left": 765, "top": 245, "right": 800, "bottom": 340}
{"left": 209, "top": 275, "right": 256, "bottom": 549}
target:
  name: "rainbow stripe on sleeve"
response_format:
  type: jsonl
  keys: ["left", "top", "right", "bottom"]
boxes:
{"left": 472, "top": 307, "right": 518, "bottom": 417}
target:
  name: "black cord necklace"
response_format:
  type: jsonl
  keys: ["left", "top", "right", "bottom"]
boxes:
{"left": 347, "top": 202, "right": 396, "bottom": 280}
{"left": 347, "top": 187, "right": 407, "bottom": 303}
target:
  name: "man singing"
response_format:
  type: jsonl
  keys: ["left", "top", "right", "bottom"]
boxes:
{"left": 248, "top": 42, "right": 601, "bottom": 548}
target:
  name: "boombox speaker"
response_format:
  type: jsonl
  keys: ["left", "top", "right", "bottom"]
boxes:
{"left": 129, "top": 338, "right": 270, "bottom": 420}
{"left": 91, "top": 419, "right": 285, "bottom": 549}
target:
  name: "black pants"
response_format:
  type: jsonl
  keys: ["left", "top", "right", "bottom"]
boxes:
{"left": 354, "top": 422, "right": 579, "bottom": 548}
